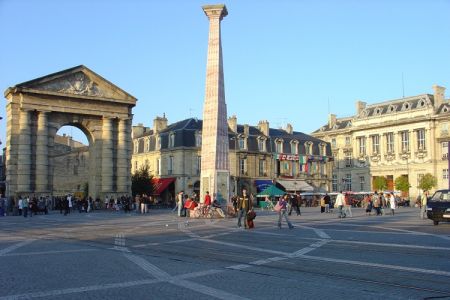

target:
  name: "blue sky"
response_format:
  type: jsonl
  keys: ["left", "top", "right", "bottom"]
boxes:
{"left": 1, "top": 0, "right": 449, "bottom": 145}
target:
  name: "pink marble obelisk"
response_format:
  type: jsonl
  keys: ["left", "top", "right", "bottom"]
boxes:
{"left": 200, "top": 4, "right": 230, "bottom": 203}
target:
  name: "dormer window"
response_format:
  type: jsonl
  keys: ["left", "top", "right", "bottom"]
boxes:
{"left": 156, "top": 136, "right": 161, "bottom": 150}
{"left": 361, "top": 109, "right": 369, "bottom": 117}
{"left": 238, "top": 135, "right": 247, "bottom": 150}
{"left": 319, "top": 143, "right": 327, "bottom": 156}
{"left": 374, "top": 107, "right": 382, "bottom": 116}
{"left": 291, "top": 140, "right": 299, "bottom": 155}
{"left": 388, "top": 105, "right": 396, "bottom": 113}
{"left": 305, "top": 141, "right": 313, "bottom": 155}
{"left": 419, "top": 99, "right": 426, "bottom": 107}
{"left": 145, "top": 138, "right": 150, "bottom": 152}
{"left": 257, "top": 137, "right": 266, "bottom": 152}
{"left": 402, "top": 102, "right": 411, "bottom": 111}
{"left": 195, "top": 132, "right": 202, "bottom": 147}
{"left": 134, "top": 140, "right": 139, "bottom": 154}
{"left": 169, "top": 133, "right": 175, "bottom": 148}
{"left": 444, "top": 106, "right": 449, "bottom": 113}
{"left": 275, "top": 139, "right": 284, "bottom": 153}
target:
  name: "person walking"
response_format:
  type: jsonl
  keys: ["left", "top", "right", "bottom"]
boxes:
{"left": 18, "top": 197, "right": 23, "bottom": 216}
{"left": 343, "top": 193, "right": 353, "bottom": 217}
{"left": 372, "top": 191, "right": 381, "bottom": 216}
{"left": 335, "top": 191, "right": 345, "bottom": 218}
{"left": 277, "top": 195, "right": 294, "bottom": 229}
{"left": 176, "top": 191, "right": 184, "bottom": 217}
{"left": 388, "top": 192, "right": 397, "bottom": 215}
{"left": 324, "top": 193, "right": 331, "bottom": 213}
{"left": 288, "top": 194, "right": 301, "bottom": 216}
{"left": 420, "top": 190, "right": 429, "bottom": 219}
{"left": 237, "top": 188, "right": 252, "bottom": 229}
{"left": 22, "top": 197, "right": 29, "bottom": 218}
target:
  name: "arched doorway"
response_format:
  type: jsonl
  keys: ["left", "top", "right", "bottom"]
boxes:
{"left": 4, "top": 65, "right": 137, "bottom": 199}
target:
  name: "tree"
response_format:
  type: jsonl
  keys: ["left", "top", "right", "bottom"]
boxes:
{"left": 83, "top": 182, "right": 89, "bottom": 198}
{"left": 418, "top": 173, "right": 437, "bottom": 192}
{"left": 373, "top": 176, "right": 388, "bottom": 191}
{"left": 131, "top": 165, "right": 154, "bottom": 197}
{"left": 394, "top": 176, "right": 410, "bottom": 193}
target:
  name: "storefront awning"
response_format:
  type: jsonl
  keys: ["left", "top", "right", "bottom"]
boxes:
{"left": 254, "top": 180, "right": 273, "bottom": 193}
{"left": 152, "top": 178, "right": 176, "bottom": 195}
{"left": 277, "top": 179, "right": 314, "bottom": 192}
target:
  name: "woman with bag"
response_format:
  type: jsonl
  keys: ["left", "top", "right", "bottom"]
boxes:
{"left": 275, "top": 195, "right": 294, "bottom": 229}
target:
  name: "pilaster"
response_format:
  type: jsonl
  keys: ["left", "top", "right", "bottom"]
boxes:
{"left": 116, "top": 118, "right": 128, "bottom": 194}
{"left": 101, "top": 117, "right": 114, "bottom": 193}
{"left": 35, "top": 111, "right": 49, "bottom": 193}
{"left": 17, "top": 110, "right": 32, "bottom": 194}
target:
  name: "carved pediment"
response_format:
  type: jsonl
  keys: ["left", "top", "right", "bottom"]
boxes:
{"left": 13, "top": 65, "right": 136, "bottom": 103}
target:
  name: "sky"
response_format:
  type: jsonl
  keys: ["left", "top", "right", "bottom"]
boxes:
{"left": 1, "top": 0, "right": 449, "bottom": 145}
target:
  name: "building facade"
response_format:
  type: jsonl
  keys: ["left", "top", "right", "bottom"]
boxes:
{"left": 312, "top": 85, "right": 450, "bottom": 199}
{"left": 131, "top": 115, "right": 333, "bottom": 202}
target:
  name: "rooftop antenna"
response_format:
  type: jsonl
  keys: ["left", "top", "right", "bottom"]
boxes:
{"left": 402, "top": 72, "right": 405, "bottom": 99}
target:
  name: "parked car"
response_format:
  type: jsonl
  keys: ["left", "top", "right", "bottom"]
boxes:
{"left": 426, "top": 189, "right": 450, "bottom": 225}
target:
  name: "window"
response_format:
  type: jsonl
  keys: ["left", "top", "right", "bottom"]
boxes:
{"left": 275, "top": 140, "right": 283, "bottom": 153}
{"left": 258, "top": 138, "right": 266, "bottom": 152}
{"left": 345, "top": 136, "right": 351, "bottom": 146}
{"left": 238, "top": 137, "right": 246, "bottom": 150}
{"left": 239, "top": 158, "right": 247, "bottom": 175}
{"left": 168, "top": 156, "right": 174, "bottom": 175}
{"left": 332, "top": 174, "right": 338, "bottom": 192}
{"left": 371, "top": 135, "right": 380, "bottom": 154}
{"left": 331, "top": 138, "right": 336, "bottom": 148}
{"left": 259, "top": 159, "right": 266, "bottom": 177}
{"left": 145, "top": 138, "right": 150, "bottom": 152}
{"left": 357, "top": 137, "right": 366, "bottom": 156}
{"left": 417, "top": 129, "right": 426, "bottom": 150}
{"left": 305, "top": 142, "right": 313, "bottom": 155}
{"left": 345, "top": 174, "right": 352, "bottom": 191}
{"left": 196, "top": 156, "right": 201, "bottom": 175}
{"left": 443, "top": 142, "right": 449, "bottom": 159}
{"left": 134, "top": 141, "right": 139, "bottom": 154}
{"left": 386, "top": 132, "right": 394, "bottom": 153}
{"left": 401, "top": 131, "right": 409, "bottom": 152}
{"left": 320, "top": 143, "right": 327, "bottom": 156}
{"left": 360, "top": 176, "right": 365, "bottom": 191}
{"left": 196, "top": 133, "right": 202, "bottom": 147}
{"left": 156, "top": 158, "right": 161, "bottom": 175}
{"left": 444, "top": 169, "right": 449, "bottom": 180}
{"left": 156, "top": 136, "right": 161, "bottom": 150}
{"left": 169, "top": 133, "right": 175, "bottom": 148}
{"left": 291, "top": 141, "right": 298, "bottom": 154}
{"left": 345, "top": 152, "right": 353, "bottom": 167}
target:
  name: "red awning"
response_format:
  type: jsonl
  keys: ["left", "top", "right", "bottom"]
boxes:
{"left": 152, "top": 178, "right": 176, "bottom": 195}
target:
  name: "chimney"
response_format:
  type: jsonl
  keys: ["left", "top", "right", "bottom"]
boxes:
{"left": 355, "top": 100, "right": 367, "bottom": 115}
{"left": 228, "top": 115, "right": 237, "bottom": 133}
{"left": 244, "top": 124, "right": 250, "bottom": 136}
{"left": 153, "top": 115, "right": 168, "bottom": 133}
{"left": 285, "top": 123, "right": 293, "bottom": 134}
{"left": 433, "top": 85, "right": 446, "bottom": 108}
{"left": 132, "top": 124, "right": 145, "bottom": 139}
{"left": 258, "top": 120, "right": 270, "bottom": 136}
{"left": 328, "top": 114, "right": 337, "bottom": 128}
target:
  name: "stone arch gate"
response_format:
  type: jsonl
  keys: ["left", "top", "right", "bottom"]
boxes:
{"left": 4, "top": 65, "right": 137, "bottom": 199}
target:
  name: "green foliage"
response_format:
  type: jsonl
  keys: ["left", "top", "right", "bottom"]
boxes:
{"left": 131, "top": 165, "right": 154, "bottom": 197}
{"left": 373, "top": 176, "right": 388, "bottom": 191}
{"left": 418, "top": 173, "right": 437, "bottom": 192}
{"left": 83, "top": 182, "right": 89, "bottom": 198}
{"left": 394, "top": 176, "right": 410, "bottom": 193}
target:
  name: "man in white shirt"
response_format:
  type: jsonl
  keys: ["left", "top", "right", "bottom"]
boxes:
{"left": 335, "top": 191, "right": 345, "bottom": 218}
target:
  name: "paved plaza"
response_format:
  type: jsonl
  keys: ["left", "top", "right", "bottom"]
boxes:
{"left": 1, "top": 207, "right": 450, "bottom": 300}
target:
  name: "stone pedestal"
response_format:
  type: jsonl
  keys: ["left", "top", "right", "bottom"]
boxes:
{"left": 200, "top": 4, "right": 230, "bottom": 203}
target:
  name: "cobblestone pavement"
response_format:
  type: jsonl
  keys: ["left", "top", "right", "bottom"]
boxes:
{"left": 1, "top": 207, "right": 450, "bottom": 300}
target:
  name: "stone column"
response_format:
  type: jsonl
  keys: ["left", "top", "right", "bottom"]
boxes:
{"left": 126, "top": 120, "right": 133, "bottom": 195}
{"left": 35, "top": 111, "right": 49, "bottom": 193}
{"left": 101, "top": 117, "right": 114, "bottom": 193}
{"left": 17, "top": 110, "right": 32, "bottom": 194}
{"left": 116, "top": 118, "right": 128, "bottom": 194}
{"left": 200, "top": 4, "right": 230, "bottom": 202}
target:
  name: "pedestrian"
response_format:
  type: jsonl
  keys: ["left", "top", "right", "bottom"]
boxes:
{"left": 324, "top": 193, "right": 331, "bottom": 213}
{"left": 18, "top": 196, "right": 23, "bottom": 216}
{"left": 420, "top": 190, "right": 428, "bottom": 219}
{"left": 343, "top": 193, "right": 353, "bottom": 217}
{"left": 288, "top": 194, "right": 301, "bottom": 216}
{"left": 237, "top": 188, "right": 252, "bottom": 229}
{"left": 320, "top": 196, "right": 326, "bottom": 213}
{"left": 388, "top": 192, "right": 396, "bottom": 215}
{"left": 335, "top": 191, "right": 345, "bottom": 218}
{"left": 277, "top": 195, "right": 294, "bottom": 229}
{"left": 364, "top": 194, "right": 373, "bottom": 216}
{"left": 22, "top": 197, "right": 29, "bottom": 218}
{"left": 64, "top": 197, "right": 70, "bottom": 216}
{"left": 67, "top": 194, "right": 73, "bottom": 213}
{"left": 372, "top": 191, "right": 381, "bottom": 216}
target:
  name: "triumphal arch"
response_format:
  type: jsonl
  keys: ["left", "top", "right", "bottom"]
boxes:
{"left": 4, "top": 65, "right": 136, "bottom": 199}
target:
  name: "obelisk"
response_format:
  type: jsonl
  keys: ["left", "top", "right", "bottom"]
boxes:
{"left": 200, "top": 4, "right": 230, "bottom": 203}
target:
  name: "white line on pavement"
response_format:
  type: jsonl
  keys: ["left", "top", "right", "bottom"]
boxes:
{"left": 0, "top": 240, "right": 35, "bottom": 256}
{"left": 1, "top": 248, "right": 98, "bottom": 257}
{"left": 298, "top": 254, "right": 450, "bottom": 277}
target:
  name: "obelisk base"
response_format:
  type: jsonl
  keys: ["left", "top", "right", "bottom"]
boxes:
{"left": 201, "top": 170, "right": 230, "bottom": 204}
